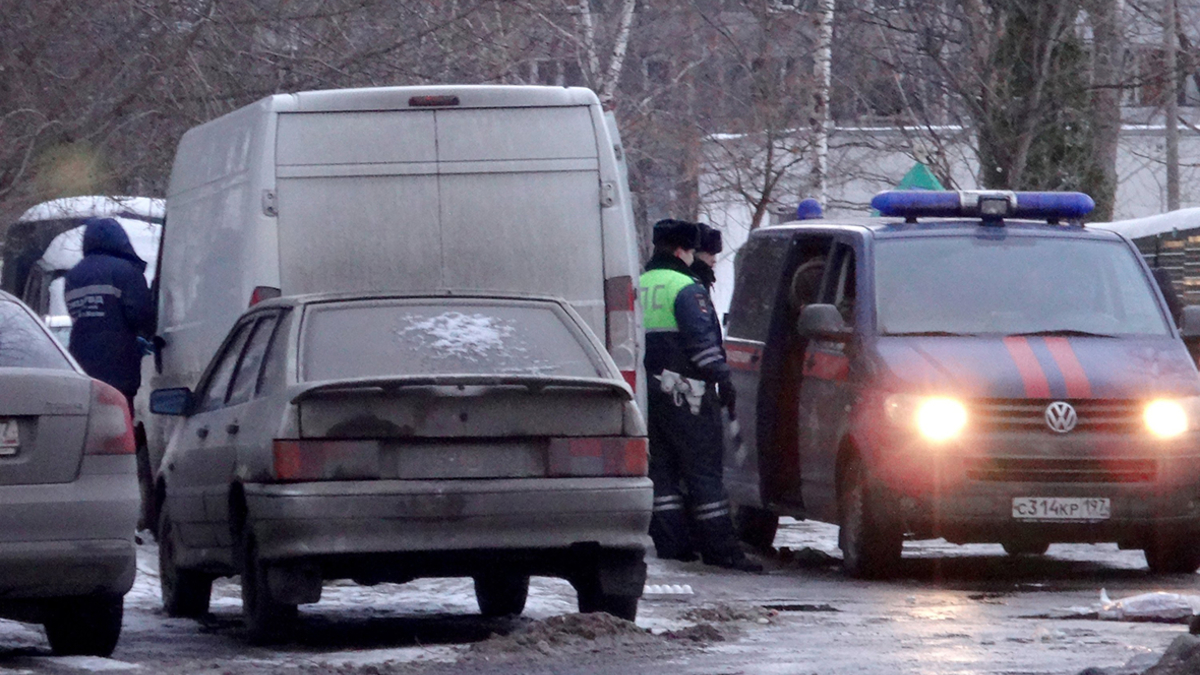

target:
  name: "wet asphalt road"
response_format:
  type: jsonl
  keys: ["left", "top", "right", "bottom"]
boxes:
{"left": 0, "top": 519, "right": 1196, "bottom": 675}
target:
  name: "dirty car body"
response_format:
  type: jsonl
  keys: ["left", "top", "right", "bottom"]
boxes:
{"left": 725, "top": 192, "right": 1200, "bottom": 577}
{"left": 152, "top": 291, "right": 650, "bottom": 641}
{"left": 0, "top": 291, "right": 139, "bottom": 656}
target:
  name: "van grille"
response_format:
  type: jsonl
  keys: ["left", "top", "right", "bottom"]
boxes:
{"left": 971, "top": 399, "right": 1142, "bottom": 434}
{"left": 965, "top": 457, "right": 1157, "bottom": 483}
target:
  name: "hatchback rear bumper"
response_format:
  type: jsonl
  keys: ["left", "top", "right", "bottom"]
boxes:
{"left": 0, "top": 457, "right": 138, "bottom": 600}
{"left": 243, "top": 476, "right": 653, "bottom": 561}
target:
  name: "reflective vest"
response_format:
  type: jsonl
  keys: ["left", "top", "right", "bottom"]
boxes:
{"left": 639, "top": 268, "right": 695, "bottom": 333}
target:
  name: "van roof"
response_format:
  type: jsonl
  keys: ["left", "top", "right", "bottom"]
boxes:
{"left": 272, "top": 85, "right": 600, "bottom": 114}
{"left": 764, "top": 218, "right": 1127, "bottom": 241}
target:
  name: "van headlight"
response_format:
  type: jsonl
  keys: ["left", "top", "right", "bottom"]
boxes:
{"left": 885, "top": 394, "right": 968, "bottom": 442}
{"left": 1144, "top": 399, "right": 1192, "bottom": 439}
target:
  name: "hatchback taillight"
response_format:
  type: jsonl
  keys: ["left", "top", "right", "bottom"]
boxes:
{"left": 272, "top": 440, "right": 381, "bottom": 482}
{"left": 547, "top": 437, "right": 648, "bottom": 477}
{"left": 84, "top": 380, "right": 135, "bottom": 455}
{"left": 604, "top": 275, "right": 638, "bottom": 392}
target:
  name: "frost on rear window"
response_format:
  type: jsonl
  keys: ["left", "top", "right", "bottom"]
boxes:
{"left": 0, "top": 302, "right": 73, "bottom": 370}
{"left": 302, "top": 301, "right": 603, "bottom": 381}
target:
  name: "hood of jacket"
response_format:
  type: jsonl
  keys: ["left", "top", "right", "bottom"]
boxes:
{"left": 82, "top": 218, "right": 147, "bottom": 272}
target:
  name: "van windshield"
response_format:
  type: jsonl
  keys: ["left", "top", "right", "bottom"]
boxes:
{"left": 874, "top": 235, "right": 1170, "bottom": 337}
{"left": 301, "top": 299, "right": 606, "bottom": 382}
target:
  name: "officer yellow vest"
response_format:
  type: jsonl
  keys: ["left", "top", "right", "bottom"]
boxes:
{"left": 640, "top": 268, "right": 695, "bottom": 332}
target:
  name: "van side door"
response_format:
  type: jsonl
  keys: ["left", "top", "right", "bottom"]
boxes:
{"left": 797, "top": 239, "right": 861, "bottom": 522}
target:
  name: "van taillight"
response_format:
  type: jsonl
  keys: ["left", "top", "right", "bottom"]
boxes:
{"left": 547, "top": 437, "right": 648, "bottom": 477}
{"left": 84, "top": 380, "right": 135, "bottom": 455}
{"left": 272, "top": 440, "right": 381, "bottom": 482}
{"left": 249, "top": 286, "right": 281, "bottom": 307}
{"left": 604, "top": 275, "right": 638, "bottom": 392}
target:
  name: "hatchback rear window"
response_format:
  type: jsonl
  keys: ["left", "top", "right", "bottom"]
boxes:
{"left": 0, "top": 301, "right": 73, "bottom": 370}
{"left": 301, "top": 299, "right": 605, "bottom": 382}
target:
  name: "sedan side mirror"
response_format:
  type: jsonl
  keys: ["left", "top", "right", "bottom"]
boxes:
{"left": 1181, "top": 306, "right": 1200, "bottom": 341}
{"left": 150, "top": 387, "right": 193, "bottom": 416}
{"left": 796, "top": 303, "right": 851, "bottom": 342}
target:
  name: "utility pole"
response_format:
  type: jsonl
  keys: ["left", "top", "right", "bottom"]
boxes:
{"left": 812, "top": 0, "right": 834, "bottom": 208}
{"left": 1165, "top": 0, "right": 1180, "bottom": 210}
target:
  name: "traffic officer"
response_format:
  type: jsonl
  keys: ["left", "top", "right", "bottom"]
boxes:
{"left": 640, "top": 219, "right": 760, "bottom": 571}
{"left": 690, "top": 223, "right": 721, "bottom": 291}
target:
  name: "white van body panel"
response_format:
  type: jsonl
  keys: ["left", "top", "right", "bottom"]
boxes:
{"left": 153, "top": 85, "right": 644, "bottom": 471}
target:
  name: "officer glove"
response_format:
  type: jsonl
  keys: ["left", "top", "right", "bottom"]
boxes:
{"left": 718, "top": 381, "right": 737, "bottom": 410}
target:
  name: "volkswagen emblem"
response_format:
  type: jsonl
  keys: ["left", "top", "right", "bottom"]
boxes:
{"left": 1045, "top": 401, "right": 1078, "bottom": 433}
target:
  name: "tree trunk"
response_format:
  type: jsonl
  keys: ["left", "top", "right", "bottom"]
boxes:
{"left": 1085, "top": 0, "right": 1121, "bottom": 221}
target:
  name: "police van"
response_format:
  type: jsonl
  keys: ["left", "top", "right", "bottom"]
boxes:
{"left": 723, "top": 190, "right": 1200, "bottom": 577}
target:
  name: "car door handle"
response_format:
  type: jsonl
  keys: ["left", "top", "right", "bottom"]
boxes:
{"left": 226, "top": 423, "right": 240, "bottom": 435}
{"left": 196, "top": 427, "right": 209, "bottom": 439}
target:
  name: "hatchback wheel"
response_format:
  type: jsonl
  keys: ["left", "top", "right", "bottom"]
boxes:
{"left": 43, "top": 595, "right": 123, "bottom": 656}
{"left": 733, "top": 505, "right": 779, "bottom": 552}
{"left": 1144, "top": 536, "right": 1200, "bottom": 574}
{"left": 241, "top": 535, "right": 297, "bottom": 644}
{"left": 474, "top": 573, "right": 530, "bottom": 617}
{"left": 158, "top": 502, "right": 213, "bottom": 618}
{"left": 838, "top": 456, "right": 902, "bottom": 579}
{"left": 573, "top": 550, "right": 645, "bottom": 622}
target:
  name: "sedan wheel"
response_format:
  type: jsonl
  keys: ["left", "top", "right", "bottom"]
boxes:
{"left": 838, "top": 456, "right": 902, "bottom": 579}
{"left": 43, "top": 595, "right": 123, "bottom": 657}
{"left": 241, "top": 535, "right": 297, "bottom": 645}
{"left": 474, "top": 573, "right": 530, "bottom": 617}
{"left": 159, "top": 502, "right": 213, "bottom": 618}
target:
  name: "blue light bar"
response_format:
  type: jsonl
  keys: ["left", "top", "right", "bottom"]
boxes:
{"left": 871, "top": 190, "right": 1095, "bottom": 221}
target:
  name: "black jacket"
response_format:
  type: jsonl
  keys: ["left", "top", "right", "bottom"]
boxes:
{"left": 64, "top": 219, "right": 154, "bottom": 396}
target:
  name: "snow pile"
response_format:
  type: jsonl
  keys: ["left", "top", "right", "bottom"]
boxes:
{"left": 463, "top": 612, "right": 663, "bottom": 662}
{"left": 396, "top": 312, "right": 516, "bottom": 361}
{"left": 1093, "top": 208, "right": 1200, "bottom": 240}
{"left": 1053, "top": 590, "right": 1200, "bottom": 623}
{"left": 681, "top": 603, "right": 775, "bottom": 624}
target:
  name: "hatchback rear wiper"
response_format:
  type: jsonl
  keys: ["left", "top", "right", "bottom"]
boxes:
{"left": 886, "top": 331, "right": 976, "bottom": 337}
{"left": 1009, "top": 329, "right": 1115, "bottom": 338}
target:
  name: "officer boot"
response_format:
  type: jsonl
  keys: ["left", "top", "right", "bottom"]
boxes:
{"left": 695, "top": 506, "right": 763, "bottom": 572}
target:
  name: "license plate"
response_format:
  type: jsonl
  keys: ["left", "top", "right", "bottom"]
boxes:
{"left": 1012, "top": 497, "right": 1110, "bottom": 522}
{"left": 0, "top": 419, "right": 18, "bottom": 457}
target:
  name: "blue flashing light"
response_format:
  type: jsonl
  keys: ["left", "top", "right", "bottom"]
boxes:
{"left": 871, "top": 190, "right": 1095, "bottom": 222}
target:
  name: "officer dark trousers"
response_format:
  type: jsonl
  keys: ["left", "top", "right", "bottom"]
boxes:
{"left": 647, "top": 384, "right": 741, "bottom": 564}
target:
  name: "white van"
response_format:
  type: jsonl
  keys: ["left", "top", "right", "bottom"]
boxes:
{"left": 149, "top": 85, "right": 645, "bottom": 484}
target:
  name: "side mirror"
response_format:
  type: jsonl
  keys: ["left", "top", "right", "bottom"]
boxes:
{"left": 796, "top": 303, "right": 851, "bottom": 342}
{"left": 150, "top": 387, "right": 193, "bottom": 416}
{"left": 1181, "top": 306, "right": 1200, "bottom": 341}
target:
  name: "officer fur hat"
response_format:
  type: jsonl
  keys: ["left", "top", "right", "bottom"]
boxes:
{"left": 696, "top": 223, "right": 722, "bottom": 255}
{"left": 652, "top": 219, "right": 700, "bottom": 250}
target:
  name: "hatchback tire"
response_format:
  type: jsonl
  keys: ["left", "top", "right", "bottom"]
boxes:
{"left": 474, "top": 573, "right": 530, "bottom": 617}
{"left": 1144, "top": 537, "right": 1200, "bottom": 574}
{"left": 159, "top": 503, "right": 213, "bottom": 618}
{"left": 733, "top": 505, "right": 779, "bottom": 551}
{"left": 838, "top": 456, "right": 902, "bottom": 579}
{"left": 241, "top": 535, "right": 298, "bottom": 644}
{"left": 43, "top": 595, "right": 123, "bottom": 656}
{"left": 573, "top": 550, "right": 645, "bottom": 622}
{"left": 578, "top": 591, "right": 639, "bottom": 621}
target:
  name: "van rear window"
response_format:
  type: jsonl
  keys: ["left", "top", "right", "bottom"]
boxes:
{"left": 0, "top": 301, "right": 73, "bottom": 370}
{"left": 301, "top": 299, "right": 605, "bottom": 382}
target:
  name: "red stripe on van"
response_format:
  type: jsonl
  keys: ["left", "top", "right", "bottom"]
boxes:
{"left": 1044, "top": 337, "right": 1092, "bottom": 398}
{"left": 803, "top": 350, "right": 849, "bottom": 381}
{"left": 1002, "top": 336, "right": 1051, "bottom": 398}
{"left": 725, "top": 344, "right": 762, "bottom": 372}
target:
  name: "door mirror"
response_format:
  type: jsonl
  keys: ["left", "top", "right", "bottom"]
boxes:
{"left": 150, "top": 387, "right": 193, "bottom": 416}
{"left": 1181, "top": 306, "right": 1200, "bottom": 341}
{"left": 796, "top": 304, "right": 851, "bottom": 342}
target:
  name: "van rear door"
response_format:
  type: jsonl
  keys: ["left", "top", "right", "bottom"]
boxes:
{"left": 274, "top": 105, "right": 606, "bottom": 337}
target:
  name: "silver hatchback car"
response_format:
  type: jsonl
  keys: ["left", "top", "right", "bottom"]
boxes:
{"left": 151, "top": 292, "right": 651, "bottom": 643}
{"left": 0, "top": 291, "right": 139, "bottom": 656}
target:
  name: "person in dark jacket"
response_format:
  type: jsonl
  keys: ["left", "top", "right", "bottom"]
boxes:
{"left": 640, "top": 219, "right": 760, "bottom": 571}
{"left": 64, "top": 218, "right": 154, "bottom": 403}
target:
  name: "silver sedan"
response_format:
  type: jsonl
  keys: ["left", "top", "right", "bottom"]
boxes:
{"left": 0, "top": 291, "right": 139, "bottom": 656}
